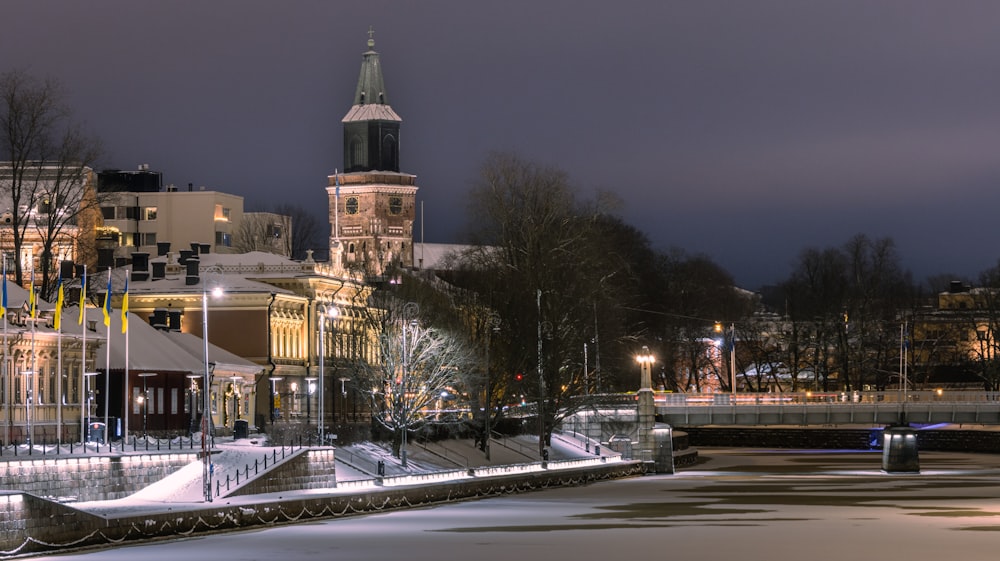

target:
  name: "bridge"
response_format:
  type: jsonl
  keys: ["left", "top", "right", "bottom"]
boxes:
{"left": 653, "top": 390, "right": 1000, "bottom": 426}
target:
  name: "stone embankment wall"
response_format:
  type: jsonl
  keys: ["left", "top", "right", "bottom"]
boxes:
{"left": 0, "top": 461, "right": 643, "bottom": 558}
{"left": 0, "top": 453, "right": 196, "bottom": 502}
{"left": 227, "top": 449, "right": 338, "bottom": 497}
{"left": 680, "top": 426, "right": 1000, "bottom": 452}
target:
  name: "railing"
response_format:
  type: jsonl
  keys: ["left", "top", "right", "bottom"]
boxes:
{"left": 654, "top": 390, "right": 1000, "bottom": 405}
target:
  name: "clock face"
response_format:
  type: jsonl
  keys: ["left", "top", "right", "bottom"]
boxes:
{"left": 389, "top": 196, "right": 402, "bottom": 215}
{"left": 345, "top": 197, "right": 359, "bottom": 215}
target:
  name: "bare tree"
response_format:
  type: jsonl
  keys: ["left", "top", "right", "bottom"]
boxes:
{"left": 451, "top": 152, "right": 654, "bottom": 453}
{"left": 0, "top": 69, "right": 101, "bottom": 295}
{"left": 350, "top": 296, "right": 477, "bottom": 458}
{"left": 233, "top": 211, "right": 292, "bottom": 256}
{"left": 273, "top": 204, "right": 322, "bottom": 260}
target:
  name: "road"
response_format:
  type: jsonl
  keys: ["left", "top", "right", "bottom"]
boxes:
{"left": 31, "top": 448, "right": 1000, "bottom": 561}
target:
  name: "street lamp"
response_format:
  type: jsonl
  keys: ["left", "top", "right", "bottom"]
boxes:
{"left": 21, "top": 369, "right": 34, "bottom": 446}
{"left": 304, "top": 378, "right": 316, "bottom": 426}
{"left": 137, "top": 373, "right": 157, "bottom": 438}
{"left": 186, "top": 374, "right": 200, "bottom": 435}
{"left": 318, "top": 304, "right": 338, "bottom": 444}
{"left": 83, "top": 371, "right": 99, "bottom": 441}
{"left": 714, "top": 322, "right": 737, "bottom": 394}
{"left": 338, "top": 377, "right": 350, "bottom": 422}
{"left": 635, "top": 346, "right": 655, "bottom": 390}
{"left": 201, "top": 267, "right": 223, "bottom": 503}
{"left": 229, "top": 376, "right": 242, "bottom": 428}
{"left": 270, "top": 377, "right": 283, "bottom": 424}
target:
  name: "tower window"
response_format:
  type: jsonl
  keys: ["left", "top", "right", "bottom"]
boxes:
{"left": 389, "top": 196, "right": 402, "bottom": 215}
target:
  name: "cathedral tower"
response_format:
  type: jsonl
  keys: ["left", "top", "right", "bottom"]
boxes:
{"left": 328, "top": 29, "right": 417, "bottom": 276}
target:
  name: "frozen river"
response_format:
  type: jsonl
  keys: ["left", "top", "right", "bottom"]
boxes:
{"left": 32, "top": 448, "right": 1000, "bottom": 561}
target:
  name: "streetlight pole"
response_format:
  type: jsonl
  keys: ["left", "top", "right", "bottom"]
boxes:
{"left": 318, "top": 304, "right": 337, "bottom": 444}
{"left": 200, "top": 272, "right": 223, "bottom": 503}
{"left": 138, "top": 373, "right": 157, "bottom": 438}
{"left": 484, "top": 313, "right": 500, "bottom": 460}
{"left": 400, "top": 303, "right": 418, "bottom": 468}
{"left": 729, "top": 323, "right": 736, "bottom": 395}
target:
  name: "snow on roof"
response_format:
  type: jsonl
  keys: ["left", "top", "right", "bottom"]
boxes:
{"left": 105, "top": 268, "right": 296, "bottom": 296}
{"left": 162, "top": 331, "right": 262, "bottom": 376}
{"left": 413, "top": 242, "right": 477, "bottom": 270}
{"left": 90, "top": 308, "right": 203, "bottom": 373}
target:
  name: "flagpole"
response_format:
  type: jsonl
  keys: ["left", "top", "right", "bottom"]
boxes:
{"left": 79, "top": 265, "right": 87, "bottom": 444}
{"left": 122, "top": 270, "right": 129, "bottom": 445}
{"left": 56, "top": 277, "right": 63, "bottom": 447}
{"left": 28, "top": 268, "right": 35, "bottom": 447}
{"left": 103, "top": 278, "right": 111, "bottom": 444}
{"left": 2, "top": 261, "right": 8, "bottom": 447}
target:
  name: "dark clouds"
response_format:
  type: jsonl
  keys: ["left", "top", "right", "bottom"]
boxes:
{"left": 5, "top": 1, "right": 1000, "bottom": 289}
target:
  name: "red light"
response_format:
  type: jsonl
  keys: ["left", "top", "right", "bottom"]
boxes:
{"left": 515, "top": 373, "right": 523, "bottom": 381}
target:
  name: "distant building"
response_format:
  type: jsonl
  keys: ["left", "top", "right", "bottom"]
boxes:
{"left": 97, "top": 166, "right": 246, "bottom": 259}
{"left": 0, "top": 161, "right": 98, "bottom": 282}
{"left": 110, "top": 248, "right": 372, "bottom": 430}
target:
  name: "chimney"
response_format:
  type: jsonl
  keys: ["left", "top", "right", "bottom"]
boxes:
{"left": 190, "top": 242, "right": 201, "bottom": 257}
{"left": 188, "top": 182, "right": 193, "bottom": 192}
{"left": 151, "top": 261, "right": 166, "bottom": 280}
{"left": 96, "top": 248, "right": 114, "bottom": 271}
{"left": 60, "top": 260, "right": 76, "bottom": 280}
{"left": 167, "top": 309, "right": 183, "bottom": 332}
{"left": 185, "top": 258, "right": 200, "bottom": 285}
{"left": 114, "top": 257, "right": 128, "bottom": 269}
{"left": 131, "top": 256, "right": 150, "bottom": 281}
{"left": 149, "top": 308, "right": 168, "bottom": 330}
{"left": 200, "top": 243, "right": 210, "bottom": 255}
{"left": 178, "top": 249, "right": 193, "bottom": 265}
{"left": 156, "top": 241, "right": 170, "bottom": 257}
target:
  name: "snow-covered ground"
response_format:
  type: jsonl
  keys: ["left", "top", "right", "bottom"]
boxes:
{"left": 72, "top": 434, "right": 604, "bottom": 517}
{"left": 31, "top": 448, "right": 1000, "bottom": 561}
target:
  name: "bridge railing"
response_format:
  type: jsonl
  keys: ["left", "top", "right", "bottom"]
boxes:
{"left": 654, "top": 390, "right": 1000, "bottom": 406}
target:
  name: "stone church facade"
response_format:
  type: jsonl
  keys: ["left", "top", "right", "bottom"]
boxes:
{"left": 328, "top": 31, "right": 418, "bottom": 278}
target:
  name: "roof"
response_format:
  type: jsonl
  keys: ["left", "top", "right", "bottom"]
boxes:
{"left": 89, "top": 308, "right": 203, "bottom": 373}
{"left": 342, "top": 34, "right": 401, "bottom": 123}
{"left": 162, "top": 331, "right": 262, "bottom": 376}
{"left": 413, "top": 242, "right": 479, "bottom": 270}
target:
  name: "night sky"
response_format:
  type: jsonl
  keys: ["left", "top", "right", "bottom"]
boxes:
{"left": 5, "top": 1, "right": 1000, "bottom": 290}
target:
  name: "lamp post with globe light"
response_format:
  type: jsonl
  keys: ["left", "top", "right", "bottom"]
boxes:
{"left": 318, "top": 304, "right": 338, "bottom": 444}
{"left": 201, "top": 267, "right": 223, "bottom": 502}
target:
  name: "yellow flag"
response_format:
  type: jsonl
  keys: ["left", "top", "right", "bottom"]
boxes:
{"left": 54, "top": 277, "right": 64, "bottom": 331}
{"left": 121, "top": 276, "right": 128, "bottom": 334}
{"left": 102, "top": 274, "right": 112, "bottom": 328}
{"left": 77, "top": 267, "right": 86, "bottom": 325}
{"left": 29, "top": 270, "right": 36, "bottom": 319}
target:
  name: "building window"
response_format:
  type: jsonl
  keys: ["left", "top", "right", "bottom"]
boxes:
{"left": 215, "top": 232, "right": 232, "bottom": 247}
{"left": 267, "top": 224, "right": 282, "bottom": 239}
{"left": 143, "top": 207, "right": 157, "bottom": 220}
{"left": 214, "top": 205, "right": 232, "bottom": 222}
{"left": 389, "top": 196, "right": 402, "bottom": 215}
{"left": 101, "top": 206, "right": 115, "bottom": 220}
{"left": 140, "top": 233, "right": 157, "bottom": 246}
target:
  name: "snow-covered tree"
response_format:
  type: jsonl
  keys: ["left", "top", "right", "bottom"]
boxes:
{"left": 351, "top": 297, "right": 477, "bottom": 459}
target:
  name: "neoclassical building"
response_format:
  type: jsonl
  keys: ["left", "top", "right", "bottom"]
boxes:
{"left": 111, "top": 247, "right": 373, "bottom": 432}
